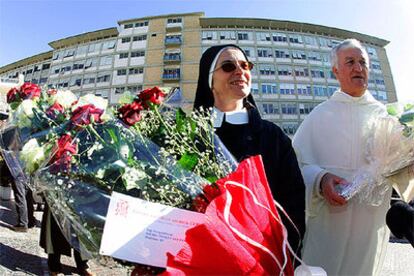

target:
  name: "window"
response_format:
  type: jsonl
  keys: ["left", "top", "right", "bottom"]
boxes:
{"left": 60, "top": 64, "right": 72, "bottom": 73}
{"left": 256, "top": 32, "right": 271, "bottom": 42}
{"left": 279, "top": 83, "right": 295, "bottom": 95}
{"left": 304, "top": 36, "right": 318, "bottom": 46}
{"left": 117, "top": 69, "right": 127, "bottom": 76}
{"left": 262, "top": 103, "right": 279, "bottom": 114}
{"left": 64, "top": 48, "right": 75, "bottom": 57}
{"left": 275, "top": 49, "right": 290, "bottom": 58}
{"left": 102, "top": 40, "right": 116, "bottom": 50}
{"left": 251, "top": 83, "right": 259, "bottom": 94}
{"left": 58, "top": 78, "right": 69, "bottom": 88}
{"left": 328, "top": 86, "right": 339, "bottom": 96}
{"left": 257, "top": 48, "right": 273, "bottom": 58}
{"left": 282, "top": 123, "right": 298, "bottom": 135}
{"left": 133, "top": 35, "right": 147, "bottom": 41}
{"left": 165, "top": 35, "right": 182, "bottom": 44}
{"left": 115, "top": 87, "right": 125, "bottom": 94}
{"left": 272, "top": 32, "right": 287, "bottom": 42}
{"left": 310, "top": 68, "right": 325, "bottom": 78}
{"left": 77, "top": 45, "right": 88, "bottom": 55}
{"left": 83, "top": 74, "right": 96, "bottom": 84}
{"left": 371, "top": 61, "right": 381, "bottom": 70}
{"left": 291, "top": 50, "right": 307, "bottom": 60}
{"left": 238, "top": 32, "right": 252, "bottom": 41}
{"left": 288, "top": 34, "right": 303, "bottom": 44}
{"left": 96, "top": 89, "right": 109, "bottom": 99}
{"left": 70, "top": 76, "right": 82, "bottom": 87}
{"left": 99, "top": 56, "right": 112, "bottom": 66}
{"left": 42, "top": 63, "right": 51, "bottom": 70}
{"left": 313, "top": 85, "right": 328, "bottom": 97}
{"left": 122, "top": 37, "right": 131, "bottom": 43}
{"left": 258, "top": 64, "right": 275, "bottom": 75}
{"left": 96, "top": 72, "right": 111, "bottom": 83}
{"left": 376, "top": 90, "right": 387, "bottom": 101}
{"left": 299, "top": 103, "right": 314, "bottom": 114}
{"left": 319, "top": 37, "right": 332, "bottom": 48}
{"left": 88, "top": 43, "right": 101, "bottom": 53}
{"left": 307, "top": 51, "right": 322, "bottom": 61}
{"left": 241, "top": 47, "right": 254, "bottom": 58}
{"left": 128, "top": 85, "right": 142, "bottom": 92}
{"left": 25, "top": 69, "right": 33, "bottom": 75}
{"left": 277, "top": 65, "right": 293, "bottom": 76}
{"left": 294, "top": 67, "right": 309, "bottom": 77}
{"left": 128, "top": 67, "right": 144, "bottom": 75}
{"left": 164, "top": 53, "right": 181, "bottom": 61}
{"left": 220, "top": 31, "right": 236, "bottom": 40}
{"left": 202, "top": 31, "right": 217, "bottom": 40}
{"left": 135, "top": 21, "right": 148, "bottom": 27}
{"left": 119, "top": 53, "right": 129, "bottom": 59}
{"left": 84, "top": 58, "right": 97, "bottom": 69}
{"left": 167, "top": 18, "right": 182, "bottom": 24}
{"left": 39, "top": 77, "right": 48, "bottom": 84}
{"left": 131, "top": 51, "right": 145, "bottom": 58}
{"left": 163, "top": 68, "right": 180, "bottom": 79}
{"left": 51, "top": 66, "right": 60, "bottom": 74}
{"left": 124, "top": 23, "right": 133, "bottom": 29}
{"left": 297, "top": 84, "right": 312, "bottom": 96}
{"left": 366, "top": 46, "right": 378, "bottom": 59}
{"left": 261, "top": 83, "right": 277, "bottom": 94}
{"left": 52, "top": 51, "right": 61, "bottom": 60}
{"left": 281, "top": 102, "right": 297, "bottom": 114}
{"left": 375, "top": 77, "right": 385, "bottom": 86}
{"left": 73, "top": 61, "right": 85, "bottom": 70}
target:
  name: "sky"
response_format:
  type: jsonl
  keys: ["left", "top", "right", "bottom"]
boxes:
{"left": 0, "top": 0, "right": 413, "bottom": 101}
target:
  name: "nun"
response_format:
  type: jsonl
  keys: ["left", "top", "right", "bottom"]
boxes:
{"left": 193, "top": 44, "right": 306, "bottom": 261}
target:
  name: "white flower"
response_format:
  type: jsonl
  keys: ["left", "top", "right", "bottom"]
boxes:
{"left": 14, "top": 99, "right": 37, "bottom": 128}
{"left": 122, "top": 166, "right": 147, "bottom": 190}
{"left": 72, "top": 94, "right": 108, "bottom": 111}
{"left": 20, "top": 138, "right": 46, "bottom": 174}
{"left": 53, "top": 90, "right": 78, "bottom": 109}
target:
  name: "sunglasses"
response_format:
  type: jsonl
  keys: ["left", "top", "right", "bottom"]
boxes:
{"left": 214, "top": 60, "right": 254, "bottom": 73}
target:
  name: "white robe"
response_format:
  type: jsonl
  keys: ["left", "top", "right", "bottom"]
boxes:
{"left": 292, "top": 90, "right": 392, "bottom": 276}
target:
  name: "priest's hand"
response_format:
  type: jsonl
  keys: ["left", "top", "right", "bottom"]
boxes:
{"left": 320, "top": 173, "right": 348, "bottom": 206}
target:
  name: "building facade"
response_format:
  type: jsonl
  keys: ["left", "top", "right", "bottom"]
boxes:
{"left": 0, "top": 12, "right": 396, "bottom": 135}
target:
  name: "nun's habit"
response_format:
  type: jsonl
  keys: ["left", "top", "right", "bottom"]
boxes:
{"left": 194, "top": 44, "right": 306, "bottom": 260}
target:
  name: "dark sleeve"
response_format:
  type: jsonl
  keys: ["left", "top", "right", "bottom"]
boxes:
{"left": 269, "top": 127, "right": 306, "bottom": 262}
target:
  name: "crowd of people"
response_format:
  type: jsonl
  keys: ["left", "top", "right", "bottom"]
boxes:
{"left": 1, "top": 38, "right": 413, "bottom": 275}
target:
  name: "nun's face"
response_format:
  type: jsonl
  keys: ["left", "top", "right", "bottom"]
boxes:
{"left": 212, "top": 48, "right": 252, "bottom": 111}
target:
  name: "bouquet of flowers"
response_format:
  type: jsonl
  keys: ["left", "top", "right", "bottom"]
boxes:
{"left": 1, "top": 83, "right": 297, "bottom": 274}
{"left": 336, "top": 102, "right": 414, "bottom": 205}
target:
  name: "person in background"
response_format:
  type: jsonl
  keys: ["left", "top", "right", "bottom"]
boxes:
{"left": 386, "top": 199, "right": 414, "bottom": 248}
{"left": 193, "top": 44, "right": 306, "bottom": 264}
{"left": 292, "top": 38, "right": 410, "bottom": 275}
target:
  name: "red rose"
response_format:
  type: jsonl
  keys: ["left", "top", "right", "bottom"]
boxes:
{"left": 118, "top": 100, "right": 143, "bottom": 126}
{"left": 70, "top": 104, "right": 104, "bottom": 128}
{"left": 19, "top": 83, "right": 41, "bottom": 100}
{"left": 46, "top": 102, "right": 65, "bottom": 120}
{"left": 6, "top": 87, "right": 20, "bottom": 103}
{"left": 49, "top": 134, "right": 77, "bottom": 174}
{"left": 191, "top": 184, "right": 222, "bottom": 213}
{"left": 137, "top": 87, "right": 165, "bottom": 109}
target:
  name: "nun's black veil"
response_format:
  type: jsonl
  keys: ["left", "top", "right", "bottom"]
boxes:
{"left": 193, "top": 44, "right": 256, "bottom": 111}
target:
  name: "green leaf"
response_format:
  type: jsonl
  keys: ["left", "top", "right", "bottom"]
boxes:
{"left": 387, "top": 105, "right": 398, "bottom": 116}
{"left": 177, "top": 152, "right": 198, "bottom": 171}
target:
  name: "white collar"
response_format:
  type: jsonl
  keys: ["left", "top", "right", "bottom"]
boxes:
{"left": 212, "top": 107, "right": 249, "bottom": 128}
{"left": 331, "top": 89, "right": 378, "bottom": 104}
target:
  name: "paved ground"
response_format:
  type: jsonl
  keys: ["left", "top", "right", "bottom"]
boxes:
{"left": 1, "top": 193, "right": 414, "bottom": 275}
{"left": 0, "top": 196, "right": 131, "bottom": 275}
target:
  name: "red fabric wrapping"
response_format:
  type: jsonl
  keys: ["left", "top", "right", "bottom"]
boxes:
{"left": 164, "top": 156, "right": 293, "bottom": 275}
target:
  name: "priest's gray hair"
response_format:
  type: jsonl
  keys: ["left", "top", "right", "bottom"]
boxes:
{"left": 331, "top": 38, "right": 369, "bottom": 68}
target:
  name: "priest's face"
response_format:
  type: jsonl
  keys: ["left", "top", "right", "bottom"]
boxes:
{"left": 333, "top": 47, "right": 369, "bottom": 97}
{"left": 212, "top": 48, "right": 252, "bottom": 112}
